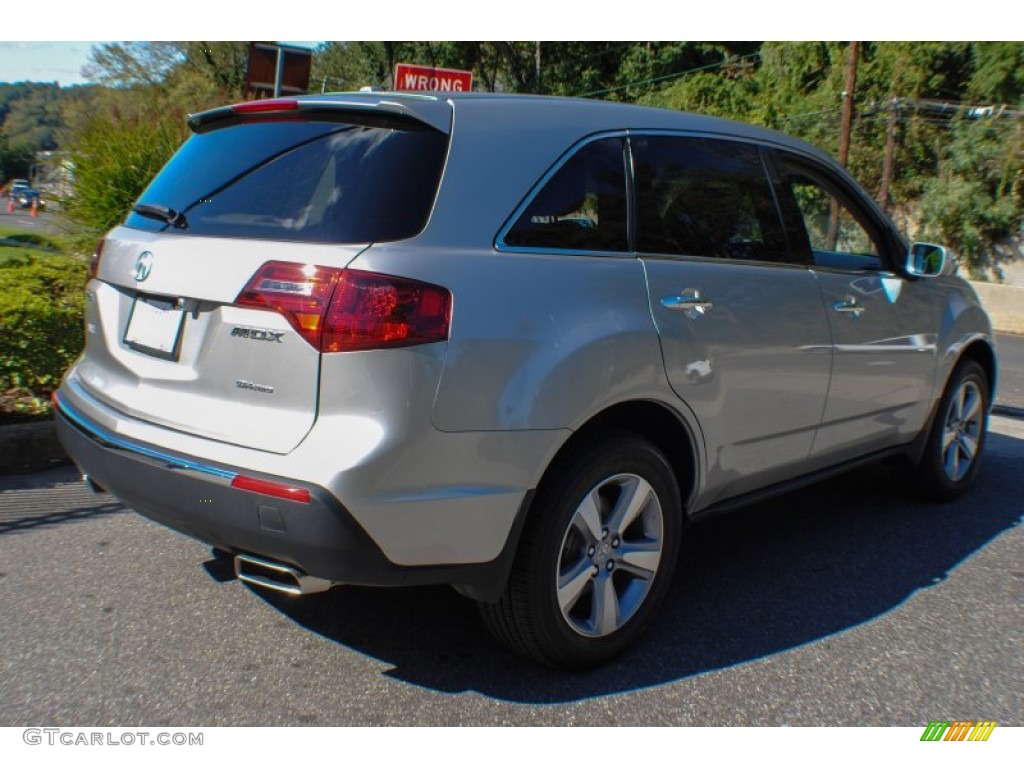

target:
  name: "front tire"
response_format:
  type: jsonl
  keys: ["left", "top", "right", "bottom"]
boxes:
{"left": 914, "top": 360, "right": 989, "bottom": 501}
{"left": 480, "top": 432, "right": 682, "bottom": 669}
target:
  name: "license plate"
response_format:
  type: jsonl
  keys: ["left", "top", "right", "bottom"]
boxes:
{"left": 123, "top": 296, "right": 185, "bottom": 360}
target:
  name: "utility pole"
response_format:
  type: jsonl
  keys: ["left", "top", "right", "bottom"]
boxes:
{"left": 877, "top": 98, "right": 898, "bottom": 212}
{"left": 838, "top": 41, "right": 859, "bottom": 168}
{"left": 535, "top": 41, "right": 542, "bottom": 93}
{"left": 828, "top": 41, "right": 859, "bottom": 250}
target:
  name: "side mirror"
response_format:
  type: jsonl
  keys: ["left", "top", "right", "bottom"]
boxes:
{"left": 906, "top": 242, "right": 947, "bottom": 277}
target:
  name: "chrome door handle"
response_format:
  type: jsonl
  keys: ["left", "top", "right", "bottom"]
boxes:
{"left": 661, "top": 292, "right": 713, "bottom": 314}
{"left": 832, "top": 296, "right": 864, "bottom": 317}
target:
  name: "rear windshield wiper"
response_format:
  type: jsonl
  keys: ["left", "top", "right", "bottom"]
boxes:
{"left": 132, "top": 203, "right": 188, "bottom": 230}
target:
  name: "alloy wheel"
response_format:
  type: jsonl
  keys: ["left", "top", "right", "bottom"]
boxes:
{"left": 556, "top": 473, "right": 664, "bottom": 638}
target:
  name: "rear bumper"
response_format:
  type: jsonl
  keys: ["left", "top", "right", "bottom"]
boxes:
{"left": 54, "top": 394, "right": 526, "bottom": 602}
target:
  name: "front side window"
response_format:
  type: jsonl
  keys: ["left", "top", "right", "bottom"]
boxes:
{"left": 779, "top": 164, "right": 884, "bottom": 271}
{"left": 631, "top": 136, "right": 791, "bottom": 263}
{"left": 502, "top": 137, "right": 628, "bottom": 252}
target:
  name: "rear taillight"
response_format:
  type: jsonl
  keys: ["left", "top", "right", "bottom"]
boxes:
{"left": 235, "top": 262, "right": 451, "bottom": 353}
{"left": 322, "top": 270, "right": 451, "bottom": 352}
{"left": 88, "top": 239, "right": 105, "bottom": 281}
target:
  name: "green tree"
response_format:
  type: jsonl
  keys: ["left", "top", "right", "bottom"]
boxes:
{"left": 0, "top": 133, "right": 36, "bottom": 181}
{"left": 62, "top": 42, "right": 249, "bottom": 240}
{"left": 919, "top": 117, "right": 1024, "bottom": 275}
{"left": 51, "top": 40, "right": 1024, "bottom": 274}
{"left": 81, "top": 41, "right": 247, "bottom": 107}
{"left": 63, "top": 96, "right": 187, "bottom": 239}
{"left": 642, "top": 41, "right": 1023, "bottom": 271}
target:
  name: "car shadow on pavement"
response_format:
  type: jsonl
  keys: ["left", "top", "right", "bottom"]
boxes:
{"left": 0, "top": 466, "right": 125, "bottom": 536}
{"left": 252, "top": 430, "right": 1023, "bottom": 704}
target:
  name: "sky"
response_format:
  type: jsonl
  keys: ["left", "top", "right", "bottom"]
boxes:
{"left": 0, "top": 42, "right": 99, "bottom": 85}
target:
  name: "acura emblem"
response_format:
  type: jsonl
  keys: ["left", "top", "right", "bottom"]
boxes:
{"left": 133, "top": 252, "right": 154, "bottom": 282}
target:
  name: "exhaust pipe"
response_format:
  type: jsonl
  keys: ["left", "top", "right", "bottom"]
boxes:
{"left": 234, "top": 553, "right": 332, "bottom": 596}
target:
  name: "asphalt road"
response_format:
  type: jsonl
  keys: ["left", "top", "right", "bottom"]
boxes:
{"left": 1, "top": 416, "right": 1020, "bottom": 726}
{"left": 0, "top": 207, "right": 67, "bottom": 237}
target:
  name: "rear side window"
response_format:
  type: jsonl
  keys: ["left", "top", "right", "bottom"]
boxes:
{"left": 126, "top": 119, "right": 448, "bottom": 243}
{"left": 502, "top": 137, "right": 628, "bottom": 253}
{"left": 631, "top": 136, "right": 790, "bottom": 263}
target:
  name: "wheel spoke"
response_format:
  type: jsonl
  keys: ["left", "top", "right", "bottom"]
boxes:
{"left": 573, "top": 490, "right": 604, "bottom": 544}
{"left": 608, "top": 477, "right": 653, "bottom": 536}
{"left": 557, "top": 558, "right": 593, "bottom": 613}
{"left": 942, "top": 427, "right": 957, "bottom": 451}
{"left": 945, "top": 442, "right": 961, "bottom": 480}
{"left": 957, "top": 431, "right": 978, "bottom": 461}
{"left": 955, "top": 384, "right": 967, "bottom": 421}
{"left": 962, "top": 387, "right": 982, "bottom": 425}
{"left": 591, "top": 573, "right": 620, "bottom": 635}
{"left": 618, "top": 539, "right": 661, "bottom": 576}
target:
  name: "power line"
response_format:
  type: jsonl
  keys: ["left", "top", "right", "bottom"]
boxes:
{"left": 577, "top": 52, "right": 762, "bottom": 98}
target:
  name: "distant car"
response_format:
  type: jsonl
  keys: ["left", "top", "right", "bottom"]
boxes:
{"left": 15, "top": 188, "right": 46, "bottom": 211}
{"left": 3, "top": 179, "right": 29, "bottom": 198}
{"left": 55, "top": 93, "right": 997, "bottom": 669}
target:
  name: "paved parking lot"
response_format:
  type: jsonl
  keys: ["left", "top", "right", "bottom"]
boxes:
{"left": 0, "top": 416, "right": 1021, "bottom": 726}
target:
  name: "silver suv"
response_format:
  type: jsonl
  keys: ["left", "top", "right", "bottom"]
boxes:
{"left": 55, "top": 93, "right": 996, "bottom": 668}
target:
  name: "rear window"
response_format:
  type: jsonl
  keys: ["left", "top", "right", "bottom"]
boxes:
{"left": 125, "top": 118, "right": 449, "bottom": 243}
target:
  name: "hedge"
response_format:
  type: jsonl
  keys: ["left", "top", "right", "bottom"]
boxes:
{"left": 0, "top": 249, "right": 87, "bottom": 415}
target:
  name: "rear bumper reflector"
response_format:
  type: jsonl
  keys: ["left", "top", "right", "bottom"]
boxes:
{"left": 231, "top": 475, "right": 311, "bottom": 504}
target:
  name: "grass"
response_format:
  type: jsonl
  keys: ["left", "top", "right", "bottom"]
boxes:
{"left": 0, "top": 219, "right": 93, "bottom": 259}
{"left": 0, "top": 226, "right": 60, "bottom": 250}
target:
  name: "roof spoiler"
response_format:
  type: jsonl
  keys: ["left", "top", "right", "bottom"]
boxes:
{"left": 188, "top": 95, "right": 453, "bottom": 135}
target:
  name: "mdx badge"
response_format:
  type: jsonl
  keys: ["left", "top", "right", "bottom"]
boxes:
{"left": 231, "top": 327, "right": 284, "bottom": 343}
{"left": 133, "top": 251, "right": 154, "bottom": 282}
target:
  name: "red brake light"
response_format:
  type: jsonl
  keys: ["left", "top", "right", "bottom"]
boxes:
{"left": 230, "top": 475, "right": 310, "bottom": 503}
{"left": 322, "top": 270, "right": 452, "bottom": 352}
{"left": 88, "top": 239, "right": 105, "bottom": 281}
{"left": 235, "top": 263, "right": 451, "bottom": 353}
{"left": 230, "top": 99, "right": 299, "bottom": 114}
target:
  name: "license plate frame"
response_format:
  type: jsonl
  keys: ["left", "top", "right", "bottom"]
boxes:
{"left": 123, "top": 295, "right": 185, "bottom": 361}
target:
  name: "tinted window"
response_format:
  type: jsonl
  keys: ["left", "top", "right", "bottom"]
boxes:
{"left": 503, "top": 138, "right": 627, "bottom": 252}
{"left": 125, "top": 119, "right": 448, "bottom": 244}
{"left": 632, "top": 136, "right": 790, "bottom": 263}
{"left": 783, "top": 169, "right": 883, "bottom": 271}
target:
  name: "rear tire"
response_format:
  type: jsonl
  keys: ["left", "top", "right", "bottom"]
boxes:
{"left": 480, "top": 432, "right": 682, "bottom": 669}
{"left": 914, "top": 360, "right": 989, "bottom": 502}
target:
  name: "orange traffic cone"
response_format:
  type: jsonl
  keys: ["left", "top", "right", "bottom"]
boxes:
{"left": 30, "top": 198, "right": 38, "bottom": 217}
{"left": 5, "top": 197, "right": 12, "bottom": 214}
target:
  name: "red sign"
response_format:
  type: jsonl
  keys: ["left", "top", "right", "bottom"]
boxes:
{"left": 394, "top": 63, "right": 473, "bottom": 92}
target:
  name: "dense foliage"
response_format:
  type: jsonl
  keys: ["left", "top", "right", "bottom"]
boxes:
{"left": 62, "top": 99, "right": 189, "bottom": 245}
{"left": 312, "top": 41, "right": 1023, "bottom": 275}
{"left": 58, "top": 42, "right": 248, "bottom": 247}
{"left": 0, "top": 247, "right": 87, "bottom": 415}
{"left": 0, "top": 41, "right": 1019, "bottom": 274}
{"left": 639, "top": 42, "right": 1024, "bottom": 275}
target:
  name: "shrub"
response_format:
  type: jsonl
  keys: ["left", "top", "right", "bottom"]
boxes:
{"left": 0, "top": 249, "right": 87, "bottom": 415}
